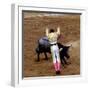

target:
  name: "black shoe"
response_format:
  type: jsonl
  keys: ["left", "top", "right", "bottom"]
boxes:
{"left": 56, "top": 71, "right": 60, "bottom": 75}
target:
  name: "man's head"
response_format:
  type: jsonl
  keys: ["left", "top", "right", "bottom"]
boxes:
{"left": 49, "top": 29, "right": 55, "bottom": 33}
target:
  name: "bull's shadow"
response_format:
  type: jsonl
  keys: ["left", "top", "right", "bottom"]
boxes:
{"left": 35, "top": 37, "right": 71, "bottom": 66}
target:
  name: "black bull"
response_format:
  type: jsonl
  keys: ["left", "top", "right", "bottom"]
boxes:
{"left": 35, "top": 37, "right": 71, "bottom": 66}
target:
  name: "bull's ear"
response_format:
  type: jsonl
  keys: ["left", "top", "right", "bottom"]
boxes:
{"left": 59, "top": 48, "right": 63, "bottom": 51}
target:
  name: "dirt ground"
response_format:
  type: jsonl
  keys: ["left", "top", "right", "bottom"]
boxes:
{"left": 23, "top": 12, "right": 80, "bottom": 77}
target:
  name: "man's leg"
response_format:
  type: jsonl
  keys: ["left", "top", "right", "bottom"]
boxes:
{"left": 51, "top": 51, "right": 58, "bottom": 72}
{"left": 56, "top": 49, "right": 61, "bottom": 72}
{"left": 51, "top": 46, "right": 61, "bottom": 74}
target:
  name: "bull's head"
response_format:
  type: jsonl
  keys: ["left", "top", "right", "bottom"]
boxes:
{"left": 59, "top": 44, "right": 72, "bottom": 59}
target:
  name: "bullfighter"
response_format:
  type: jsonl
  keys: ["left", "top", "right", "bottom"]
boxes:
{"left": 46, "top": 27, "right": 61, "bottom": 75}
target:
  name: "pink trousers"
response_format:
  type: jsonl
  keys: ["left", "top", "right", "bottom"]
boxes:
{"left": 51, "top": 44, "right": 61, "bottom": 71}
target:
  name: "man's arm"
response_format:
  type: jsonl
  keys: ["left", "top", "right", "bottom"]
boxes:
{"left": 57, "top": 27, "right": 60, "bottom": 35}
{"left": 46, "top": 28, "right": 49, "bottom": 36}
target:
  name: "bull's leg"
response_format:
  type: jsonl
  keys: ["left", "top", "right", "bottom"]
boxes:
{"left": 35, "top": 47, "right": 40, "bottom": 62}
{"left": 65, "top": 53, "right": 70, "bottom": 59}
{"left": 63, "top": 57, "right": 68, "bottom": 65}
{"left": 44, "top": 52, "right": 48, "bottom": 60}
{"left": 61, "top": 58, "right": 65, "bottom": 66}
{"left": 60, "top": 56, "right": 67, "bottom": 67}
{"left": 65, "top": 54, "right": 71, "bottom": 64}
{"left": 36, "top": 53, "right": 40, "bottom": 62}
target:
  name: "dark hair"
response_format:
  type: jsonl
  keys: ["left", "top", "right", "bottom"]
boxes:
{"left": 49, "top": 29, "right": 55, "bottom": 33}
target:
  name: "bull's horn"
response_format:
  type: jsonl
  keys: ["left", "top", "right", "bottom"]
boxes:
{"left": 59, "top": 48, "right": 63, "bottom": 51}
{"left": 69, "top": 44, "right": 72, "bottom": 47}
{"left": 67, "top": 44, "right": 72, "bottom": 47}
